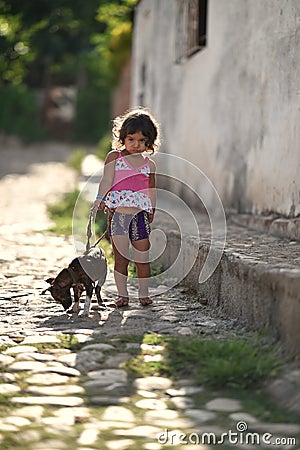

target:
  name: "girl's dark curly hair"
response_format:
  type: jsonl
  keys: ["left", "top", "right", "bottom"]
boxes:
{"left": 112, "top": 107, "right": 160, "bottom": 154}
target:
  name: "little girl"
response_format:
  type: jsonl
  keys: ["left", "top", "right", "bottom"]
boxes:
{"left": 92, "top": 107, "right": 160, "bottom": 307}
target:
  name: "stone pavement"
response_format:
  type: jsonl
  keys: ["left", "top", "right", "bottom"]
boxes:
{"left": 1, "top": 331, "right": 300, "bottom": 450}
{"left": 0, "top": 144, "right": 300, "bottom": 449}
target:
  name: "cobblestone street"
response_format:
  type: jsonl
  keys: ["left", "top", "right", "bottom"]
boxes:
{"left": 0, "top": 144, "right": 299, "bottom": 450}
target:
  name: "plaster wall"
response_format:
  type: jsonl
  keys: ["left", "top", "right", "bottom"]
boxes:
{"left": 131, "top": 0, "right": 300, "bottom": 216}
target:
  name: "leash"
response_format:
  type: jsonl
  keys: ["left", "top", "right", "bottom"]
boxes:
{"left": 85, "top": 208, "right": 109, "bottom": 254}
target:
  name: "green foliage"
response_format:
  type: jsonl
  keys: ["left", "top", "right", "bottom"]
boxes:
{"left": 47, "top": 188, "right": 82, "bottom": 235}
{"left": 0, "top": 0, "right": 137, "bottom": 142}
{"left": 142, "top": 334, "right": 166, "bottom": 346}
{"left": 74, "top": 0, "right": 137, "bottom": 141}
{"left": 125, "top": 334, "right": 282, "bottom": 390}
{"left": 164, "top": 335, "right": 282, "bottom": 389}
{"left": 95, "top": 132, "right": 112, "bottom": 160}
{"left": 0, "top": 83, "right": 48, "bottom": 141}
{"left": 127, "top": 261, "right": 164, "bottom": 279}
{"left": 46, "top": 188, "right": 113, "bottom": 267}
{"left": 150, "top": 261, "right": 164, "bottom": 277}
{"left": 94, "top": 208, "right": 108, "bottom": 236}
{"left": 47, "top": 189, "right": 81, "bottom": 220}
{"left": 0, "top": 0, "right": 104, "bottom": 86}
{"left": 58, "top": 334, "right": 82, "bottom": 351}
{"left": 67, "top": 147, "right": 87, "bottom": 171}
{"left": 0, "top": 10, "right": 34, "bottom": 85}
{"left": 47, "top": 187, "right": 108, "bottom": 238}
{"left": 95, "top": 0, "right": 136, "bottom": 86}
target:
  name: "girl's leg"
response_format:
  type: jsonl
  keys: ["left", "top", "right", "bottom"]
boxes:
{"left": 111, "top": 235, "right": 130, "bottom": 305}
{"left": 132, "top": 238, "right": 152, "bottom": 305}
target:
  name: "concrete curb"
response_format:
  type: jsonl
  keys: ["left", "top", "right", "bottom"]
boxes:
{"left": 231, "top": 213, "right": 300, "bottom": 242}
{"left": 156, "top": 224, "right": 300, "bottom": 355}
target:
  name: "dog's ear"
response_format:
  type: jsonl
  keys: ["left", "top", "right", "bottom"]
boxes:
{"left": 41, "top": 288, "right": 49, "bottom": 295}
{"left": 42, "top": 277, "right": 55, "bottom": 294}
{"left": 55, "top": 269, "right": 72, "bottom": 288}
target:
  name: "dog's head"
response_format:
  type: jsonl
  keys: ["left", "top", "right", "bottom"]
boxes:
{"left": 43, "top": 269, "right": 72, "bottom": 311}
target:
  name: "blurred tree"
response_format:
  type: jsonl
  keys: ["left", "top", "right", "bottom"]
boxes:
{"left": 0, "top": 0, "right": 137, "bottom": 142}
{"left": 0, "top": 0, "right": 104, "bottom": 86}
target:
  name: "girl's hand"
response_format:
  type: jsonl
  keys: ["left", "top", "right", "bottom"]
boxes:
{"left": 91, "top": 199, "right": 102, "bottom": 212}
{"left": 98, "top": 200, "right": 107, "bottom": 211}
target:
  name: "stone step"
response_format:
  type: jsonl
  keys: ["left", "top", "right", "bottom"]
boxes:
{"left": 154, "top": 205, "right": 300, "bottom": 354}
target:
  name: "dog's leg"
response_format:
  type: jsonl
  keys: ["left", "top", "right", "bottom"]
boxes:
{"left": 95, "top": 283, "right": 104, "bottom": 306}
{"left": 82, "top": 282, "right": 93, "bottom": 317}
{"left": 69, "top": 286, "right": 81, "bottom": 314}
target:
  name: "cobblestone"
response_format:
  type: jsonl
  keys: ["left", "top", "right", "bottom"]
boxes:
{"left": 0, "top": 144, "right": 299, "bottom": 449}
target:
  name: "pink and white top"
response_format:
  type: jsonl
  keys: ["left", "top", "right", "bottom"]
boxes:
{"left": 106, "top": 151, "right": 152, "bottom": 212}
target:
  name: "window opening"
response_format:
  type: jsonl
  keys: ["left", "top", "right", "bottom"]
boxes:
{"left": 175, "top": 0, "right": 208, "bottom": 63}
{"left": 186, "top": 0, "right": 208, "bottom": 57}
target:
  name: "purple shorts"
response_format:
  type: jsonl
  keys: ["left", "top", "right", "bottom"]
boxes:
{"left": 108, "top": 210, "right": 151, "bottom": 241}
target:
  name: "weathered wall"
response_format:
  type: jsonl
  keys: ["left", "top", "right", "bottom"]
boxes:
{"left": 131, "top": 0, "right": 300, "bottom": 217}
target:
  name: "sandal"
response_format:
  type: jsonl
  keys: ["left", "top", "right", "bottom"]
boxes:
{"left": 139, "top": 297, "right": 153, "bottom": 306}
{"left": 115, "top": 296, "right": 129, "bottom": 307}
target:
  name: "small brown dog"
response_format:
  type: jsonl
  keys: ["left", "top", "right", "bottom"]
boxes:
{"left": 43, "top": 247, "right": 107, "bottom": 317}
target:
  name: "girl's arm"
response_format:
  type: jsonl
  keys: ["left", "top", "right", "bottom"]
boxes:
{"left": 91, "top": 151, "right": 118, "bottom": 211}
{"left": 148, "top": 159, "right": 156, "bottom": 223}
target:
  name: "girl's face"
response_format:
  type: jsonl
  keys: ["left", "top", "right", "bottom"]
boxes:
{"left": 124, "top": 131, "right": 147, "bottom": 154}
